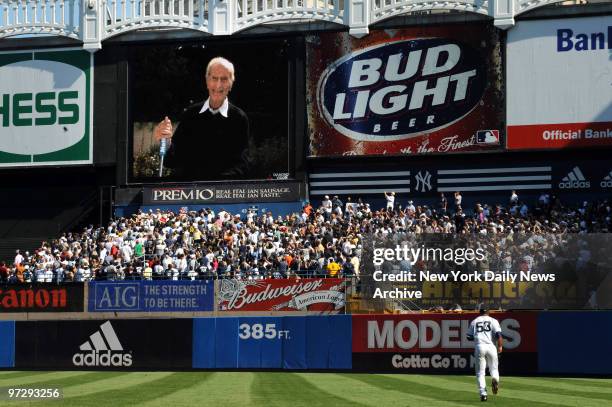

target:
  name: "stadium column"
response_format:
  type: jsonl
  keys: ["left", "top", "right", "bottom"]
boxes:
{"left": 491, "top": 0, "right": 516, "bottom": 30}
{"left": 80, "top": 0, "right": 103, "bottom": 50}
{"left": 209, "top": 0, "right": 235, "bottom": 36}
{"left": 345, "top": 0, "right": 370, "bottom": 38}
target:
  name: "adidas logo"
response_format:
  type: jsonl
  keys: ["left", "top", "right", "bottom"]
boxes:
{"left": 72, "top": 321, "right": 133, "bottom": 367}
{"left": 558, "top": 166, "right": 590, "bottom": 189}
{"left": 601, "top": 171, "right": 612, "bottom": 188}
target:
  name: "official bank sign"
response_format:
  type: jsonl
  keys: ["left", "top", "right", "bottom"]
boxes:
{"left": 507, "top": 16, "right": 612, "bottom": 150}
{"left": 0, "top": 49, "right": 92, "bottom": 167}
{"left": 317, "top": 39, "right": 486, "bottom": 141}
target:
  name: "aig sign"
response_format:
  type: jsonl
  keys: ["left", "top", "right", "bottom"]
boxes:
{"left": 93, "top": 283, "right": 140, "bottom": 311}
{"left": 317, "top": 39, "right": 486, "bottom": 141}
{"left": 0, "top": 50, "right": 92, "bottom": 167}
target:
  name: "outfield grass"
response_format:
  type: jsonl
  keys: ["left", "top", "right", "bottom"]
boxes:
{"left": 0, "top": 371, "right": 610, "bottom": 406}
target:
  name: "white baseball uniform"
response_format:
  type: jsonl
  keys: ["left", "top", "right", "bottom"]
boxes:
{"left": 385, "top": 193, "right": 395, "bottom": 211}
{"left": 468, "top": 314, "right": 502, "bottom": 397}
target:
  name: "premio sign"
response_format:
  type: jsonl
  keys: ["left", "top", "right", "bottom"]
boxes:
{"left": 0, "top": 49, "right": 92, "bottom": 167}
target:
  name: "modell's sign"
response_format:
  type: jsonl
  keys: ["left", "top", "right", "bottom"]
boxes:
{"left": 352, "top": 313, "right": 537, "bottom": 374}
{"left": 307, "top": 25, "right": 503, "bottom": 157}
{"left": 0, "top": 284, "right": 84, "bottom": 312}
{"left": 217, "top": 278, "right": 345, "bottom": 312}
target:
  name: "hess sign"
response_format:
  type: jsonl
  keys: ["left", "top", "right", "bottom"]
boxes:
{"left": 0, "top": 59, "right": 85, "bottom": 155}
{"left": 317, "top": 39, "right": 486, "bottom": 141}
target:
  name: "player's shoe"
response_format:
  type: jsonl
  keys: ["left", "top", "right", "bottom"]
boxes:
{"left": 492, "top": 379, "right": 499, "bottom": 395}
{"left": 480, "top": 395, "right": 488, "bottom": 402}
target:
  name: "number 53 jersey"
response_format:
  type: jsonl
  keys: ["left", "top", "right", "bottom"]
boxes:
{"left": 468, "top": 315, "right": 502, "bottom": 346}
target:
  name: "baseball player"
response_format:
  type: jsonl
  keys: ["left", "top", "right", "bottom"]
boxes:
{"left": 467, "top": 305, "right": 503, "bottom": 402}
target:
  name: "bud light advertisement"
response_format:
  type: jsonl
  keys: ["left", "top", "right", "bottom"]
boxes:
{"left": 307, "top": 25, "right": 504, "bottom": 157}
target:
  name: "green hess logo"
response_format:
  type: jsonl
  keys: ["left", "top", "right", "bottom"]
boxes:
{"left": 0, "top": 52, "right": 90, "bottom": 165}
{"left": 1, "top": 90, "right": 79, "bottom": 127}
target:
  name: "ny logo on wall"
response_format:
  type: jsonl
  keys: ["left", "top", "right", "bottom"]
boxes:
{"left": 414, "top": 171, "right": 432, "bottom": 192}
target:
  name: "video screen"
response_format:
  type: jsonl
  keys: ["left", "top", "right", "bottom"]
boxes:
{"left": 129, "top": 38, "right": 291, "bottom": 182}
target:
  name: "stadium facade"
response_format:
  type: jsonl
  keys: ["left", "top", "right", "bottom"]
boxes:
{"left": 0, "top": 0, "right": 611, "bottom": 376}
{"left": 0, "top": 2, "right": 610, "bottom": 229}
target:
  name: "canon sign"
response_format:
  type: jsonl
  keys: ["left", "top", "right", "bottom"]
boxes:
{"left": 317, "top": 39, "right": 486, "bottom": 141}
{"left": 367, "top": 318, "right": 521, "bottom": 350}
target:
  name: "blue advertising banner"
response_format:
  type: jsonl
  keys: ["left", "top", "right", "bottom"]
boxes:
{"left": 193, "top": 315, "right": 352, "bottom": 370}
{"left": 88, "top": 281, "right": 214, "bottom": 312}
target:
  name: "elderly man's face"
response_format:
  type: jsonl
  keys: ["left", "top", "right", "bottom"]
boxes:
{"left": 206, "top": 63, "right": 232, "bottom": 109}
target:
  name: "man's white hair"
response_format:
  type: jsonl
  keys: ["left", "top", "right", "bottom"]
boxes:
{"left": 206, "top": 57, "right": 235, "bottom": 83}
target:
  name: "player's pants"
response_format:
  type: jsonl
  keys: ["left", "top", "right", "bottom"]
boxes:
{"left": 475, "top": 344, "right": 499, "bottom": 396}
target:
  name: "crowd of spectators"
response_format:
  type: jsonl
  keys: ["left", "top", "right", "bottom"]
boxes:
{"left": 0, "top": 191, "right": 610, "bottom": 285}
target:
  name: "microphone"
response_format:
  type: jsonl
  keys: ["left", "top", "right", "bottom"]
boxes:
{"left": 160, "top": 137, "right": 167, "bottom": 156}
{"left": 158, "top": 137, "right": 167, "bottom": 177}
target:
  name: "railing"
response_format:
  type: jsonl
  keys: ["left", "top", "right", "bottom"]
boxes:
{"left": 0, "top": 0, "right": 581, "bottom": 48}
{"left": 370, "top": 0, "right": 489, "bottom": 25}
{"left": 234, "top": 0, "right": 345, "bottom": 33}
{"left": 102, "top": 0, "right": 209, "bottom": 39}
{"left": 0, "top": 0, "right": 80, "bottom": 39}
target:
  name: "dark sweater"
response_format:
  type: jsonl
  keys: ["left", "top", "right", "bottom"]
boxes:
{"left": 165, "top": 101, "right": 250, "bottom": 181}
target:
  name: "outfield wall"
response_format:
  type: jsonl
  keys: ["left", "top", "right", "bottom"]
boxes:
{"left": 1, "top": 312, "right": 611, "bottom": 375}
{"left": 537, "top": 311, "right": 612, "bottom": 375}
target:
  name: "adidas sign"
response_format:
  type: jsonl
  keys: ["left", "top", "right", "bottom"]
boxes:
{"left": 558, "top": 166, "right": 590, "bottom": 189}
{"left": 72, "top": 321, "right": 133, "bottom": 367}
{"left": 601, "top": 171, "right": 612, "bottom": 188}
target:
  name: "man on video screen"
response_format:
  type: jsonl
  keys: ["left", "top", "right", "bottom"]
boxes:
{"left": 154, "top": 57, "right": 250, "bottom": 180}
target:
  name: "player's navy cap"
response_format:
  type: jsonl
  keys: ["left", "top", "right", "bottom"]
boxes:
{"left": 478, "top": 303, "right": 487, "bottom": 314}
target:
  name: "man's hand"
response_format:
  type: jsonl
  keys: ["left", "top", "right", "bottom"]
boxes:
{"left": 498, "top": 345, "right": 503, "bottom": 354}
{"left": 154, "top": 116, "right": 173, "bottom": 142}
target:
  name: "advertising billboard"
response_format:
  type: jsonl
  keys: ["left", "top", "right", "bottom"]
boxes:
{"left": 15, "top": 319, "right": 192, "bottom": 369}
{"left": 507, "top": 16, "right": 612, "bottom": 150}
{"left": 142, "top": 181, "right": 302, "bottom": 205}
{"left": 0, "top": 283, "right": 84, "bottom": 312}
{"left": 308, "top": 150, "right": 612, "bottom": 201}
{"left": 88, "top": 281, "right": 214, "bottom": 312}
{"left": 0, "top": 49, "right": 92, "bottom": 167}
{"left": 352, "top": 313, "right": 538, "bottom": 374}
{"left": 217, "top": 278, "right": 345, "bottom": 312}
{"left": 307, "top": 24, "right": 504, "bottom": 157}
{"left": 129, "top": 39, "right": 291, "bottom": 182}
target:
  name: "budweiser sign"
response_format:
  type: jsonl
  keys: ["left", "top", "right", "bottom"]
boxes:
{"left": 217, "top": 278, "right": 345, "bottom": 312}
